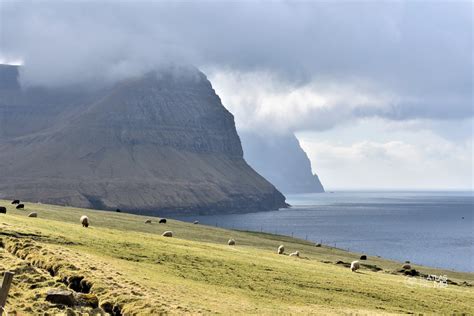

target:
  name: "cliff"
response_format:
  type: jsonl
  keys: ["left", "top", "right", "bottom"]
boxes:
{"left": 240, "top": 132, "right": 324, "bottom": 194}
{"left": 0, "top": 65, "right": 287, "bottom": 215}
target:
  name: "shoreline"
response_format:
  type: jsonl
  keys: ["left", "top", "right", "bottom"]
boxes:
{"left": 0, "top": 198, "right": 473, "bottom": 314}
{"left": 1, "top": 198, "right": 473, "bottom": 278}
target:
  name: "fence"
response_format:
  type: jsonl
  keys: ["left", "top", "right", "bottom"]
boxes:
{"left": 0, "top": 272, "right": 14, "bottom": 316}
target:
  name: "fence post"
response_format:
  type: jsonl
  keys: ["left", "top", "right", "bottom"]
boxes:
{"left": 0, "top": 271, "right": 14, "bottom": 316}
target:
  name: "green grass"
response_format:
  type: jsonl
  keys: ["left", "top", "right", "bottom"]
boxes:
{"left": 0, "top": 199, "right": 473, "bottom": 314}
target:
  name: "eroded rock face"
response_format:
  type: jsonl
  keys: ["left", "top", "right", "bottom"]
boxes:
{"left": 0, "top": 65, "right": 287, "bottom": 215}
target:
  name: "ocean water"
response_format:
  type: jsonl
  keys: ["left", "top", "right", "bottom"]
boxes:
{"left": 173, "top": 191, "right": 474, "bottom": 272}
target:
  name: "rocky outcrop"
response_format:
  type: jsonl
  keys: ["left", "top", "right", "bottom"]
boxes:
{"left": 240, "top": 132, "right": 324, "bottom": 194}
{"left": 0, "top": 65, "right": 287, "bottom": 215}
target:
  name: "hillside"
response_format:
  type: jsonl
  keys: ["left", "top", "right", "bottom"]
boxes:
{"left": 0, "top": 65, "right": 286, "bottom": 215}
{"left": 0, "top": 200, "right": 473, "bottom": 314}
{"left": 240, "top": 132, "right": 324, "bottom": 194}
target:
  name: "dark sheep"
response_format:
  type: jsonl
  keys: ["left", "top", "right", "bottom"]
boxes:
{"left": 115, "top": 209, "right": 121, "bottom": 212}
{"left": 11, "top": 200, "right": 20, "bottom": 205}
{"left": 360, "top": 255, "right": 367, "bottom": 260}
{"left": 0, "top": 207, "right": 6, "bottom": 214}
{"left": 159, "top": 218, "right": 167, "bottom": 224}
{"left": 16, "top": 204, "right": 25, "bottom": 209}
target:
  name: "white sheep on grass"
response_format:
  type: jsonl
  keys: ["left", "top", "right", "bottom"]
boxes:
{"left": 80, "top": 215, "right": 89, "bottom": 228}
{"left": 277, "top": 245, "right": 284, "bottom": 255}
{"left": 350, "top": 260, "right": 360, "bottom": 272}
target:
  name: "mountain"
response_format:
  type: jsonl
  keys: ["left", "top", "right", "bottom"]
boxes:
{"left": 240, "top": 132, "right": 324, "bottom": 194}
{"left": 0, "top": 64, "right": 287, "bottom": 215}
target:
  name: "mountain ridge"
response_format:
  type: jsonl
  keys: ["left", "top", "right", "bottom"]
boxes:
{"left": 0, "top": 65, "right": 287, "bottom": 215}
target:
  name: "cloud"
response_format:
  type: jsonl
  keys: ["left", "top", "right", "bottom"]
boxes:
{"left": 298, "top": 119, "right": 473, "bottom": 189}
{"left": 1, "top": 1, "right": 471, "bottom": 189}
{"left": 0, "top": 1, "right": 471, "bottom": 133}
{"left": 0, "top": 1, "right": 471, "bottom": 120}
{"left": 208, "top": 69, "right": 398, "bottom": 133}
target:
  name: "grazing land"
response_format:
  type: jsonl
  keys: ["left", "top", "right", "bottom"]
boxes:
{"left": 0, "top": 200, "right": 473, "bottom": 314}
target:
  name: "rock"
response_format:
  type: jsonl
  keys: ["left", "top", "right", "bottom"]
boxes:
{"left": 402, "top": 264, "right": 411, "bottom": 270}
{"left": 145, "top": 219, "right": 152, "bottom": 224}
{"left": 45, "top": 289, "right": 76, "bottom": 306}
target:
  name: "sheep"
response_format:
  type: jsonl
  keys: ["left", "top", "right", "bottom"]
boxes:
{"left": 0, "top": 207, "right": 6, "bottom": 214}
{"left": 315, "top": 243, "right": 322, "bottom": 247}
{"left": 80, "top": 215, "right": 89, "bottom": 228}
{"left": 350, "top": 260, "right": 360, "bottom": 272}
{"left": 145, "top": 219, "right": 152, "bottom": 224}
{"left": 159, "top": 218, "right": 167, "bottom": 224}
{"left": 289, "top": 251, "right": 300, "bottom": 257}
{"left": 162, "top": 231, "right": 173, "bottom": 237}
{"left": 228, "top": 239, "right": 235, "bottom": 246}
{"left": 402, "top": 264, "right": 411, "bottom": 270}
{"left": 193, "top": 221, "right": 199, "bottom": 224}
{"left": 277, "top": 245, "right": 284, "bottom": 255}
{"left": 360, "top": 255, "right": 367, "bottom": 260}
{"left": 28, "top": 212, "right": 38, "bottom": 218}
{"left": 16, "top": 204, "right": 25, "bottom": 209}
{"left": 11, "top": 200, "right": 20, "bottom": 205}
{"left": 115, "top": 209, "right": 121, "bottom": 212}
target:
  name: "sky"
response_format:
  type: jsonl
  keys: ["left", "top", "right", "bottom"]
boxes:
{"left": 0, "top": 0, "right": 472, "bottom": 190}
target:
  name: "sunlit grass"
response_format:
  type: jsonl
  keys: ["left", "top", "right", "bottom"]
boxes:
{"left": 0, "top": 199, "right": 473, "bottom": 314}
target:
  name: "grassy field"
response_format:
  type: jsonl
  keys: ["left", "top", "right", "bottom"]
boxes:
{"left": 0, "top": 199, "right": 473, "bottom": 315}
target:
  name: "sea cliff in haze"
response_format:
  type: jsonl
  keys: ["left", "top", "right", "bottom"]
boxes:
{"left": 240, "top": 132, "right": 324, "bottom": 194}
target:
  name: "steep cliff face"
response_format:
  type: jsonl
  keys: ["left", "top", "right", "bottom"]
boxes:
{"left": 0, "top": 65, "right": 287, "bottom": 215}
{"left": 240, "top": 132, "right": 324, "bottom": 194}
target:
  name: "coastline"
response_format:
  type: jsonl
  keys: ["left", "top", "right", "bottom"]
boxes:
{"left": 0, "top": 198, "right": 473, "bottom": 314}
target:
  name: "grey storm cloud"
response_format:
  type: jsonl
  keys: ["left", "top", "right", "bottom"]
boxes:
{"left": 0, "top": 0, "right": 472, "bottom": 125}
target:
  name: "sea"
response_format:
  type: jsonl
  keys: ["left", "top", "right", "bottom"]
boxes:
{"left": 173, "top": 191, "right": 474, "bottom": 272}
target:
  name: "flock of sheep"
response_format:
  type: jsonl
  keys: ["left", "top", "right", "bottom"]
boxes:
{"left": 0, "top": 200, "right": 36, "bottom": 217}
{"left": 2, "top": 199, "right": 411, "bottom": 273}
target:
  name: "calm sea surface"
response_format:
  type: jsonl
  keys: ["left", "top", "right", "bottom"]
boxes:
{"left": 173, "top": 191, "right": 474, "bottom": 272}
